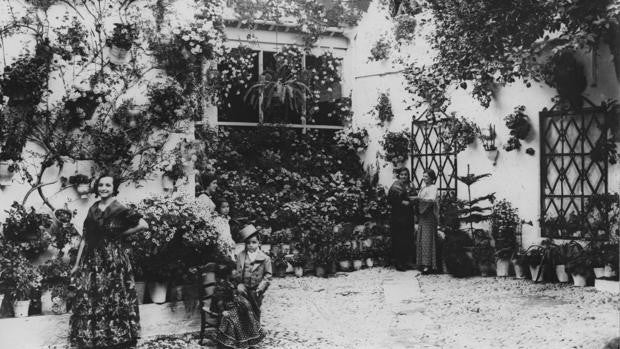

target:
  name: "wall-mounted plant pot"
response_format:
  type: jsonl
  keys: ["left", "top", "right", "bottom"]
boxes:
{"left": 75, "top": 160, "right": 93, "bottom": 176}
{"left": 162, "top": 175, "right": 175, "bottom": 191}
{"left": 109, "top": 44, "right": 130, "bottom": 65}
{"left": 76, "top": 183, "right": 91, "bottom": 198}
{"left": 13, "top": 300, "right": 31, "bottom": 318}
{"left": 0, "top": 161, "right": 16, "bottom": 186}
{"left": 486, "top": 149, "right": 499, "bottom": 165}
{"left": 556, "top": 265, "right": 569, "bottom": 282}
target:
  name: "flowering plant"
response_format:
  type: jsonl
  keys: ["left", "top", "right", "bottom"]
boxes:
{"left": 2, "top": 254, "right": 42, "bottom": 300}
{"left": 380, "top": 130, "right": 410, "bottom": 165}
{"left": 369, "top": 36, "right": 391, "bottom": 61}
{"left": 503, "top": 105, "right": 531, "bottom": 151}
{"left": 394, "top": 14, "right": 417, "bottom": 42}
{"left": 0, "top": 42, "right": 52, "bottom": 105}
{"left": 147, "top": 80, "right": 188, "bottom": 127}
{"left": 109, "top": 23, "right": 137, "bottom": 50}
{"left": 374, "top": 92, "right": 394, "bottom": 125}
{"left": 439, "top": 115, "right": 480, "bottom": 153}
{"left": 61, "top": 87, "right": 106, "bottom": 128}
{"left": 2, "top": 202, "right": 52, "bottom": 258}
{"left": 52, "top": 16, "right": 89, "bottom": 60}
{"left": 38, "top": 257, "right": 71, "bottom": 293}
{"left": 218, "top": 45, "right": 257, "bottom": 104}
{"left": 334, "top": 127, "right": 368, "bottom": 153}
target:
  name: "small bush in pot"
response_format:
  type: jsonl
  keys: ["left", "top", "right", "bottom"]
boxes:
{"left": 38, "top": 257, "right": 71, "bottom": 314}
{"left": 511, "top": 249, "right": 528, "bottom": 279}
{"left": 566, "top": 249, "right": 593, "bottom": 286}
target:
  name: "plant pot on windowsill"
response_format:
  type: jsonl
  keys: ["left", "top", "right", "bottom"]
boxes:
{"left": 0, "top": 161, "right": 17, "bottom": 185}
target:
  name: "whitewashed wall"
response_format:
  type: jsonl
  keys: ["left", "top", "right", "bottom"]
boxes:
{"left": 347, "top": 1, "right": 620, "bottom": 247}
{"left": 0, "top": 1, "right": 197, "bottom": 236}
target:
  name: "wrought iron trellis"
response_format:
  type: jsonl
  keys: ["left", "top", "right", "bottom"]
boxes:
{"left": 410, "top": 109, "right": 457, "bottom": 196}
{"left": 539, "top": 99, "right": 610, "bottom": 240}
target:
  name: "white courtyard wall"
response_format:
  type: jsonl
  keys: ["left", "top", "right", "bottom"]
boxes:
{"left": 348, "top": 1, "right": 620, "bottom": 247}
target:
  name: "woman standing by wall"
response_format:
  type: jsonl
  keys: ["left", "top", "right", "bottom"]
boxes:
{"left": 412, "top": 169, "right": 439, "bottom": 274}
{"left": 387, "top": 167, "right": 415, "bottom": 271}
{"left": 70, "top": 174, "right": 149, "bottom": 348}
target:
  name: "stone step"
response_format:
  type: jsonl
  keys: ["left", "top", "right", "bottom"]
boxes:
{"left": 0, "top": 302, "right": 202, "bottom": 349}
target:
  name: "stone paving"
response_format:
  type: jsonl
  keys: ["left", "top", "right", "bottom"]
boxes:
{"left": 139, "top": 268, "right": 619, "bottom": 349}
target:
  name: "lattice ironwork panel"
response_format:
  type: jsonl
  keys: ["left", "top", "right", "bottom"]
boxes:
{"left": 410, "top": 121, "right": 457, "bottom": 196}
{"left": 540, "top": 105, "right": 609, "bottom": 240}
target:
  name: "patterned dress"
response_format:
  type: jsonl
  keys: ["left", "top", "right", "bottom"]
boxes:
{"left": 70, "top": 200, "right": 141, "bottom": 348}
{"left": 210, "top": 280, "right": 265, "bottom": 349}
{"left": 416, "top": 184, "right": 439, "bottom": 270}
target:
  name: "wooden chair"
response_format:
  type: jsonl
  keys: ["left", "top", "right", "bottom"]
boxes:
{"left": 199, "top": 263, "right": 218, "bottom": 344}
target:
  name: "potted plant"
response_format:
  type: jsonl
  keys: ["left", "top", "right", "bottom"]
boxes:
{"left": 588, "top": 243, "right": 606, "bottom": 279}
{"left": 491, "top": 200, "right": 519, "bottom": 277}
{"left": 374, "top": 92, "right": 394, "bottom": 125}
{"left": 4, "top": 255, "right": 42, "bottom": 317}
{"left": 524, "top": 246, "right": 544, "bottom": 282}
{"left": 38, "top": 257, "right": 71, "bottom": 315}
{"left": 160, "top": 159, "right": 185, "bottom": 191}
{"left": 472, "top": 233, "right": 495, "bottom": 277}
{"left": 503, "top": 105, "right": 531, "bottom": 151}
{"left": 0, "top": 41, "right": 51, "bottom": 106}
{"left": 108, "top": 23, "right": 137, "bottom": 64}
{"left": 369, "top": 37, "right": 391, "bottom": 62}
{"left": 438, "top": 115, "right": 480, "bottom": 154}
{"left": 291, "top": 253, "right": 307, "bottom": 278}
{"left": 552, "top": 241, "right": 582, "bottom": 283}
{"left": 351, "top": 249, "right": 364, "bottom": 271}
{"left": 0, "top": 159, "right": 19, "bottom": 186}
{"left": 68, "top": 174, "right": 91, "bottom": 197}
{"left": 337, "top": 246, "right": 352, "bottom": 272}
{"left": 380, "top": 130, "right": 410, "bottom": 165}
{"left": 146, "top": 81, "right": 187, "bottom": 128}
{"left": 2, "top": 202, "right": 53, "bottom": 259}
{"left": 566, "top": 249, "right": 592, "bottom": 287}
{"left": 511, "top": 249, "right": 528, "bottom": 279}
{"left": 271, "top": 252, "right": 288, "bottom": 278}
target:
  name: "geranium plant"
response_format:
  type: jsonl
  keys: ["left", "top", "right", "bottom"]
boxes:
{"left": 374, "top": 92, "right": 394, "bottom": 125}
{"left": 439, "top": 115, "right": 480, "bottom": 153}
{"left": 109, "top": 23, "right": 137, "bottom": 50}
{"left": 503, "top": 105, "right": 531, "bottom": 152}
{"left": 3, "top": 254, "right": 42, "bottom": 301}
{"left": 380, "top": 130, "right": 410, "bottom": 165}
{"left": 334, "top": 126, "right": 369, "bottom": 153}
{"left": 369, "top": 36, "right": 391, "bottom": 61}
{"left": 2, "top": 202, "right": 53, "bottom": 258}
{"left": 147, "top": 80, "right": 188, "bottom": 128}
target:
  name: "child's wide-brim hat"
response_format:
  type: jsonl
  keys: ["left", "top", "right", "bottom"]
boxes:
{"left": 239, "top": 224, "right": 258, "bottom": 241}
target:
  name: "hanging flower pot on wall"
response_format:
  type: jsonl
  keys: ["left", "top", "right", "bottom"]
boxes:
{"left": 0, "top": 161, "right": 18, "bottom": 186}
{"left": 76, "top": 183, "right": 91, "bottom": 198}
{"left": 109, "top": 45, "right": 130, "bottom": 65}
{"left": 548, "top": 51, "right": 587, "bottom": 110}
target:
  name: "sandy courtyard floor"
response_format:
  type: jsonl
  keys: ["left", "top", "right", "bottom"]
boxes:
{"left": 139, "top": 268, "right": 619, "bottom": 349}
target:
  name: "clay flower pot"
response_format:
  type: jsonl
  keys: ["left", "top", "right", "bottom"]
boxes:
{"left": 148, "top": 281, "right": 168, "bottom": 304}
{"left": 338, "top": 260, "right": 351, "bottom": 272}
{"left": 315, "top": 266, "right": 327, "bottom": 278}
{"left": 593, "top": 267, "right": 605, "bottom": 279}
{"left": 529, "top": 265, "right": 542, "bottom": 282}
{"left": 572, "top": 273, "right": 587, "bottom": 287}
{"left": 109, "top": 44, "right": 130, "bottom": 65}
{"left": 352, "top": 259, "right": 363, "bottom": 271}
{"left": 76, "top": 183, "right": 91, "bottom": 198}
{"left": 294, "top": 266, "right": 304, "bottom": 278}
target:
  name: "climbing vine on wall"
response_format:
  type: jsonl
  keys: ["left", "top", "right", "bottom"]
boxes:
{"left": 406, "top": 0, "right": 620, "bottom": 110}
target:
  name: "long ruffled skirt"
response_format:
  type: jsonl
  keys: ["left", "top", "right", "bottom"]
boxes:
{"left": 69, "top": 240, "right": 140, "bottom": 348}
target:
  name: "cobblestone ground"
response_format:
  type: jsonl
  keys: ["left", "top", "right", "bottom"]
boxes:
{"left": 140, "top": 268, "right": 619, "bottom": 349}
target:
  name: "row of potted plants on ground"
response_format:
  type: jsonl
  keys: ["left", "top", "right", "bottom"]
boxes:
{"left": 473, "top": 237, "right": 618, "bottom": 287}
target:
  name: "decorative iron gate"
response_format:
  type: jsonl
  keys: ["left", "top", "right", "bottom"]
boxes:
{"left": 539, "top": 102, "right": 609, "bottom": 239}
{"left": 410, "top": 114, "right": 457, "bottom": 196}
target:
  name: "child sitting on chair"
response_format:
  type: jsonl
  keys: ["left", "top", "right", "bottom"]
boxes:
{"left": 236, "top": 224, "right": 272, "bottom": 317}
{"left": 210, "top": 259, "right": 265, "bottom": 349}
